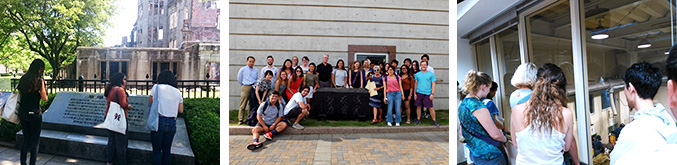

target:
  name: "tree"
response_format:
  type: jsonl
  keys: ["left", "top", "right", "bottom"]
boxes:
{"left": 0, "top": 0, "right": 115, "bottom": 79}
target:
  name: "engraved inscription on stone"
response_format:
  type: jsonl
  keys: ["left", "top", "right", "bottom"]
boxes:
{"left": 43, "top": 92, "right": 150, "bottom": 133}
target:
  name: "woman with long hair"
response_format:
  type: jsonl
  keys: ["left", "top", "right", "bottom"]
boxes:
{"left": 104, "top": 72, "right": 133, "bottom": 165}
{"left": 511, "top": 63, "right": 579, "bottom": 164}
{"left": 149, "top": 70, "right": 184, "bottom": 165}
{"left": 399, "top": 65, "right": 414, "bottom": 124}
{"left": 332, "top": 59, "right": 348, "bottom": 88}
{"left": 275, "top": 71, "right": 289, "bottom": 102}
{"left": 279, "top": 59, "right": 293, "bottom": 80}
{"left": 412, "top": 60, "right": 421, "bottom": 74}
{"left": 361, "top": 59, "right": 372, "bottom": 87}
{"left": 369, "top": 66, "right": 385, "bottom": 124}
{"left": 459, "top": 70, "right": 507, "bottom": 165}
{"left": 348, "top": 61, "right": 363, "bottom": 88}
{"left": 384, "top": 66, "right": 404, "bottom": 127}
{"left": 286, "top": 67, "right": 304, "bottom": 100}
{"left": 17, "top": 59, "right": 48, "bottom": 165}
{"left": 303, "top": 63, "right": 319, "bottom": 107}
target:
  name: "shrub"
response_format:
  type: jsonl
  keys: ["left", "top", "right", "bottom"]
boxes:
{"left": 0, "top": 118, "right": 21, "bottom": 141}
{"left": 183, "top": 98, "right": 219, "bottom": 165}
{"left": 0, "top": 93, "right": 56, "bottom": 142}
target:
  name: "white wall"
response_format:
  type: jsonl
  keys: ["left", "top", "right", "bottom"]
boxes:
{"left": 456, "top": 38, "right": 476, "bottom": 88}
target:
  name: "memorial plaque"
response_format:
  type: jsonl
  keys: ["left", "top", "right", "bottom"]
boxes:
{"left": 43, "top": 92, "right": 150, "bottom": 133}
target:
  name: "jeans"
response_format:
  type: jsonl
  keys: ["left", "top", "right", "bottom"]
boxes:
{"left": 386, "top": 91, "right": 402, "bottom": 124}
{"left": 19, "top": 113, "right": 42, "bottom": 165}
{"left": 470, "top": 154, "right": 507, "bottom": 165}
{"left": 151, "top": 117, "right": 177, "bottom": 165}
{"left": 107, "top": 128, "right": 128, "bottom": 164}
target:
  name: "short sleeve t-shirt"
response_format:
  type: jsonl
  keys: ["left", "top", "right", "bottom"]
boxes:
{"left": 414, "top": 71, "right": 436, "bottom": 95}
{"left": 483, "top": 99, "right": 499, "bottom": 119}
{"left": 284, "top": 92, "right": 307, "bottom": 115}
{"left": 332, "top": 69, "right": 348, "bottom": 86}
{"left": 458, "top": 97, "right": 503, "bottom": 160}
{"left": 257, "top": 101, "right": 284, "bottom": 125}
{"left": 150, "top": 84, "right": 184, "bottom": 118}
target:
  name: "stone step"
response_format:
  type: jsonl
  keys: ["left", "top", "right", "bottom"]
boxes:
{"left": 15, "top": 119, "right": 195, "bottom": 165}
{"left": 229, "top": 125, "right": 449, "bottom": 135}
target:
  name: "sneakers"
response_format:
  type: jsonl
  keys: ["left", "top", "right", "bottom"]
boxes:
{"left": 387, "top": 122, "right": 392, "bottom": 127}
{"left": 396, "top": 123, "right": 400, "bottom": 127}
{"left": 263, "top": 132, "right": 273, "bottom": 141}
{"left": 414, "top": 120, "right": 421, "bottom": 125}
{"left": 246, "top": 141, "right": 262, "bottom": 150}
{"left": 292, "top": 123, "right": 305, "bottom": 129}
{"left": 433, "top": 121, "right": 440, "bottom": 127}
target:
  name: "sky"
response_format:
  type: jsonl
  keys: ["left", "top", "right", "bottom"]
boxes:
{"left": 103, "top": 1, "right": 138, "bottom": 47}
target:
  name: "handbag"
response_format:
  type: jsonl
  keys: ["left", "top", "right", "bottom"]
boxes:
{"left": 146, "top": 85, "right": 160, "bottom": 131}
{"left": 103, "top": 88, "right": 128, "bottom": 134}
{"left": 2, "top": 90, "right": 20, "bottom": 124}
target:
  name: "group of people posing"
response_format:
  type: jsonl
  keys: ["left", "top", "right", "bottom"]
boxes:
{"left": 238, "top": 54, "right": 439, "bottom": 150}
{"left": 16, "top": 59, "right": 183, "bottom": 165}
{"left": 459, "top": 44, "right": 677, "bottom": 164}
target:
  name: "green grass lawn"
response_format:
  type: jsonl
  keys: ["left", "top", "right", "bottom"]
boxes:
{"left": 229, "top": 109, "right": 449, "bottom": 127}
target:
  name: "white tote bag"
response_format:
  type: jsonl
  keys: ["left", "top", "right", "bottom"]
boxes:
{"left": 2, "top": 92, "right": 20, "bottom": 124}
{"left": 102, "top": 89, "right": 127, "bottom": 134}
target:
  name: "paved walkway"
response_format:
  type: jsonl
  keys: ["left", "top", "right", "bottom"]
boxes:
{"left": 0, "top": 145, "right": 104, "bottom": 165}
{"left": 230, "top": 131, "right": 449, "bottom": 165}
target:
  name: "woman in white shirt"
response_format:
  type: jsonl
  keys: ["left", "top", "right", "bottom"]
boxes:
{"left": 511, "top": 63, "right": 579, "bottom": 165}
{"left": 148, "top": 70, "right": 184, "bottom": 165}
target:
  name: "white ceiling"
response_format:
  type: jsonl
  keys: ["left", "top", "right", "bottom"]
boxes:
{"left": 457, "top": 0, "right": 523, "bottom": 37}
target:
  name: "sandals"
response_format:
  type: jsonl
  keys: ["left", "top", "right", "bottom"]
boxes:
{"left": 371, "top": 119, "right": 378, "bottom": 124}
{"left": 406, "top": 120, "right": 411, "bottom": 124}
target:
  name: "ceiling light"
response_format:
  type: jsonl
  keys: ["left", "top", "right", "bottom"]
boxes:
{"left": 591, "top": 33, "right": 608, "bottom": 40}
{"left": 591, "top": 19, "right": 608, "bottom": 40}
{"left": 637, "top": 38, "right": 651, "bottom": 49}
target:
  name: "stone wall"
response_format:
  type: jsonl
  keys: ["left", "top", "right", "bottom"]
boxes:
{"left": 167, "top": 0, "right": 220, "bottom": 48}
{"left": 76, "top": 43, "right": 220, "bottom": 81}
{"left": 229, "top": 0, "right": 450, "bottom": 110}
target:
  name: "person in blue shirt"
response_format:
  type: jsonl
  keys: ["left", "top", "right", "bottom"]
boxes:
{"left": 237, "top": 56, "right": 258, "bottom": 125}
{"left": 483, "top": 81, "right": 506, "bottom": 133}
{"left": 413, "top": 61, "right": 438, "bottom": 126}
{"left": 459, "top": 70, "right": 507, "bottom": 165}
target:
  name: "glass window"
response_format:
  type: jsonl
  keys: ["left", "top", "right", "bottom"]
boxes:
{"left": 528, "top": 1, "right": 575, "bottom": 88}
{"left": 497, "top": 26, "right": 520, "bottom": 117}
{"left": 475, "top": 39, "right": 494, "bottom": 80}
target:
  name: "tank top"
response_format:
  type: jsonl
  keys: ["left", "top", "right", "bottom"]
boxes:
{"left": 385, "top": 76, "right": 401, "bottom": 93}
{"left": 516, "top": 123, "right": 566, "bottom": 164}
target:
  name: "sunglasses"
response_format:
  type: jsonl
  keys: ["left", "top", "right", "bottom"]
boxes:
{"left": 296, "top": 71, "right": 302, "bottom": 72}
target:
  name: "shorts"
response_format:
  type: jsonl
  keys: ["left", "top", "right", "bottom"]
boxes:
{"left": 306, "top": 86, "right": 314, "bottom": 98}
{"left": 285, "top": 106, "right": 303, "bottom": 120}
{"left": 403, "top": 89, "right": 411, "bottom": 101}
{"left": 255, "top": 122, "right": 273, "bottom": 128}
{"left": 415, "top": 93, "right": 433, "bottom": 108}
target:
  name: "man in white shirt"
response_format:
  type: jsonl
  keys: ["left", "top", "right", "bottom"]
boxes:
{"left": 611, "top": 62, "right": 677, "bottom": 164}
{"left": 420, "top": 54, "right": 434, "bottom": 74}
{"left": 259, "top": 55, "right": 279, "bottom": 83}
{"left": 284, "top": 86, "right": 311, "bottom": 129}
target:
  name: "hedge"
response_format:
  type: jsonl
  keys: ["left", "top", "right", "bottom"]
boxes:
{"left": 0, "top": 93, "right": 56, "bottom": 141}
{"left": 183, "top": 98, "right": 220, "bottom": 165}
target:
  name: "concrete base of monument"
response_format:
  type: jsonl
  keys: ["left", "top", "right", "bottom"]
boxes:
{"left": 15, "top": 118, "right": 195, "bottom": 165}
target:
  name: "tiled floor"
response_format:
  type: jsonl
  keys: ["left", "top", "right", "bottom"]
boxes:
{"left": 230, "top": 131, "right": 449, "bottom": 165}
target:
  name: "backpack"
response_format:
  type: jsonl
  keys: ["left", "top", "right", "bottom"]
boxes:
{"left": 245, "top": 99, "right": 282, "bottom": 126}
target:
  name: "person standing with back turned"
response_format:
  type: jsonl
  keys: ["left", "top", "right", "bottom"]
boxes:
{"left": 17, "top": 59, "right": 48, "bottom": 165}
{"left": 149, "top": 70, "right": 184, "bottom": 165}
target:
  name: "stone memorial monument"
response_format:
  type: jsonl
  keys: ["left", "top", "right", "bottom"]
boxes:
{"left": 15, "top": 92, "right": 194, "bottom": 164}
